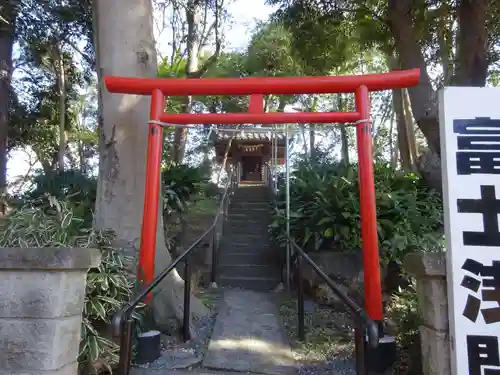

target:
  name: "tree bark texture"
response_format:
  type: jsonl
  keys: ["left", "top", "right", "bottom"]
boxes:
{"left": 93, "top": 0, "right": 208, "bottom": 332}
{"left": 387, "top": 0, "right": 489, "bottom": 191}
{"left": 0, "top": 0, "right": 15, "bottom": 213}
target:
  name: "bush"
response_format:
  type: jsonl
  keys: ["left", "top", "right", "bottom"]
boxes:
{"left": 269, "top": 161, "right": 444, "bottom": 261}
{"left": 0, "top": 197, "right": 134, "bottom": 373}
{"left": 19, "top": 170, "right": 97, "bottom": 226}
{"left": 386, "top": 280, "right": 423, "bottom": 375}
{"left": 162, "top": 163, "right": 210, "bottom": 214}
{"left": 14, "top": 164, "right": 210, "bottom": 225}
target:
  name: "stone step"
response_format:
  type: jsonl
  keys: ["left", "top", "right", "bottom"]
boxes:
{"left": 230, "top": 196, "right": 267, "bottom": 200}
{"left": 230, "top": 200, "right": 270, "bottom": 206}
{"left": 227, "top": 207, "right": 269, "bottom": 215}
{"left": 230, "top": 198, "right": 269, "bottom": 203}
{"left": 230, "top": 199, "right": 269, "bottom": 204}
{"left": 219, "top": 248, "right": 270, "bottom": 258}
{"left": 218, "top": 252, "right": 276, "bottom": 265}
{"left": 228, "top": 213, "right": 269, "bottom": 220}
{"left": 224, "top": 225, "right": 269, "bottom": 236}
{"left": 224, "top": 228, "right": 269, "bottom": 235}
{"left": 230, "top": 204, "right": 269, "bottom": 209}
{"left": 226, "top": 234, "right": 268, "bottom": 239}
{"left": 218, "top": 264, "right": 277, "bottom": 278}
{"left": 226, "top": 221, "right": 269, "bottom": 228}
{"left": 217, "top": 276, "right": 281, "bottom": 291}
{"left": 224, "top": 233, "right": 268, "bottom": 240}
{"left": 224, "top": 231, "right": 268, "bottom": 239}
{"left": 221, "top": 235, "right": 269, "bottom": 243}
{"left": 219, "top": 241, "right": 270, "bottom": 249}
{"left": 227, "top": 213, "right": 270, "bottom": 220}
{"left": 230, "top": 200, "right": 269, "bottom": 205}
{"left": 219, "top": 241, "right": 270, "bottom": 250}
{"left": 225, "top": 217, "right": 270, "bottom": 225}
{"left": 227, "top": 215, "right": 270, "bottom": 222}
{"left": 224, "top": 231, "right": 268, "bottom": 238}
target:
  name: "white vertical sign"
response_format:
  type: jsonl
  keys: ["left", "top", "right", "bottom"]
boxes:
{"left": 440, "top": 87, "right": 500, "bottom": 375}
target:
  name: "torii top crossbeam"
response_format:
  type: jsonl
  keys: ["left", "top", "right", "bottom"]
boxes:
{"left": 105, "top": 69, "right": 419, "bottom": 96}
{"left": 105, "top": 69, "right": 419, "bottom": 125}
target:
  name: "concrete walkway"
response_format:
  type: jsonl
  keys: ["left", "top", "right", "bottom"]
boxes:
{"left": 203, "top": 290, "right": 296, "bottom": 375}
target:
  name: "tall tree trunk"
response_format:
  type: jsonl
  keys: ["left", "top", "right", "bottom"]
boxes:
{"left": 388, "top": 0, "right": 489, "bottom": 191}
{"left": 57, "top": 45, "right": 66, "bottom": 172}
{"left": 172, "top": 0, "right": 223, "bottom": 163}
{"left": 309, "top": 124, "right": 315, "bottom": 158}
{"left": 172, "top": 0, "right": 201, "bottom": 163}
{"left": 387, "top": 0, "right": 440, "bottom": 156}
{"left": 0, "top": 0, "right": 15, "bottom": 214}
{"left": 389, "top": 112, "right": 398, "bottom": 168}
{"left": 455, "top": 0, "right": 488, "bottom": 86}
{"left": 78, "top": 141, "right": 86, "bottom": 174}
{"left": 403, "top": 88, "right": 418, "bottom": 167}
{"left": 216, "top": 125, "right": 241, "bottom": 185}
{"left": 437, "top": 11, "right": 453, "bottom": 85}
{"left": 309, "top": 96, "right": 318, "bottom": 159}
{"left": 338, "top": 94, "right": 349, "bottom": 165}
{"left": 392, "top": 87, "right": 412, "bottom": 171}
{"left": 388, "top": 53, "right": 412, "bottom": 170}
{"left": 388, "top": 0, "right": 442, "bottom": 190}
{"left": 300, "top": 124, "right": 308, "bottom": 155}
{"left": 93, "top": 0, "right": 209, "bottom": 331}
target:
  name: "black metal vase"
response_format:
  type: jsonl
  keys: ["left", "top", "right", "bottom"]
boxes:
{"left": 136, "top": 330, "right": 162, "bottom": 365}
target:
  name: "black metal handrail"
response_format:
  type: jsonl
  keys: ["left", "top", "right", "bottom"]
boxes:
{"left": 283, "top": 233, "right": 379, "bottom": 375}
{"left": 112, "top": 170, "right": 235, "bottom": 375}
{"left": 266, "top": 170, "right": 379, "bottom": 375}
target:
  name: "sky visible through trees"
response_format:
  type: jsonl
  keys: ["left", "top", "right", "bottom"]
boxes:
{"left": 6, "top": 0, "right": 278, "bottom": 191}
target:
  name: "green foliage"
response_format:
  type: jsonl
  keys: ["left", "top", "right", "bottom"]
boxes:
{"left": 246, "top": 21, "right": 302, "bottom": 77}
{"left": 269, "top": 0, "right": 368, "bottom": 74}
{"left": 162, "top": 163, "right": 211, "bottom": 215}
{"left": 200, "top": 182, "right": 220, "bottom": 199}
{"left": 21, "top": 169, "right": 97, "bottom": 225}
{"left": 387, "top": 279, "right": 423, "bottom": 375}
{"left": 9, "top": 0, "right": 95, "bottom": 172}
{"left": 157, "top": 51, "right": 187, "bottom": 115}
{"left": 269, "top": 160, "right": 443, "bottom": 261}
{"left": 14, "top": 163, "right": 210, "bottom": 226}
{"left": 387, "top": 280, "right": 421, "bottom": 346}
{"left": 0, "top": 197, "right": 133, "bottom": 372}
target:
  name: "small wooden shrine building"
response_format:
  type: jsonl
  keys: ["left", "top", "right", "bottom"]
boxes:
{"left": 213, "top": 127, "right": 287, "bottom": 184}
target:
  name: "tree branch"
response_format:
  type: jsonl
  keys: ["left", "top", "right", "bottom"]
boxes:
{"left": 190, "top": 0, "right": 223, "bottom": 78}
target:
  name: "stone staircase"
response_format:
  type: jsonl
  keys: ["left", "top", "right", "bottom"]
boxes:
{"left": 216, "top": 183, "right": 281, "bottom": 290}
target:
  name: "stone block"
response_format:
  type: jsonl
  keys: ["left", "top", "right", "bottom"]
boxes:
{"left": 417, "top": 278, "right": 449, "bottom": 331}
{"left": 420, "top": 325, "right": 451, "bottom": 375}
{"left": 0, "top": 315, "right": 82, "bottom": 371}
{"left": 0, "top": 247, "right": 100, "bottom": 374}
{"left": 0, "top": 247, "right": 101, "bottom": 270}
{"left": 0, "top": 271, "right": 87, "bottom": 318}
{"left": 2, "top": 362, "right": 78, "bottom": 375}
{"left": 404, "top": 252, "right": 446, "bottom": 278}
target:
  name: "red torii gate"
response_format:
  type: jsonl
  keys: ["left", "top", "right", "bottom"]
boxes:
{"left": 104, "top": 69, "right": 420, "bottom": 324}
